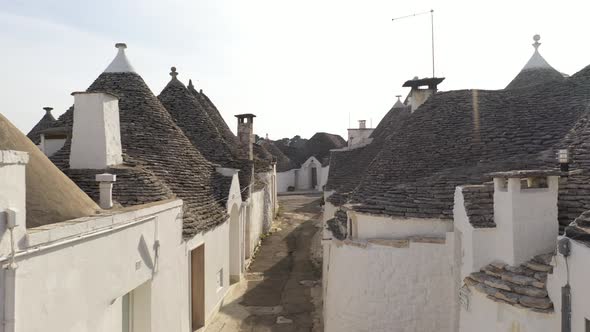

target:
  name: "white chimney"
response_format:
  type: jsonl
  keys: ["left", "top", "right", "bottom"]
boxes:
{"left": 0, "top": 150, "right": 28, "bottom": 256}
{"left": 69, "top": 92, "right": 123, "bottom": 169}
{"left": 96, "top": 173, "right": 116, "bottom": 209}
{"left": 492, "top": 171, "right": 559, "bottom": 265}
{"left": 358, "top": 120, "right": 366, "bottom": 129}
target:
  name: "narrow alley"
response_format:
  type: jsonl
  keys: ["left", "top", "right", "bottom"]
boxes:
{"left": 206, "top": 194, "right": 324, "bottom": 332}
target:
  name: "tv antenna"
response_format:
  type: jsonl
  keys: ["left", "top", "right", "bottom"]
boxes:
{"left": 392, "top": 9, "right": 435, "bottom": 77}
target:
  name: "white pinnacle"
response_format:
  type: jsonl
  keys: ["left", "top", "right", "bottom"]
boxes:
{"left": 104, "top": 43, "right": 136, "bottom": 73}
{"left": 522, "top": 35, "right": 552, "bottom": 71}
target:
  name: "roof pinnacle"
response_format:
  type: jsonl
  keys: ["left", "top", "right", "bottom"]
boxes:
{"left": 170, "top": 67, "right": 178, "bottom": 79}
{"left": 43, "top": 106, "right": 53, "bottom": 114}
{"left": 395, "top": 95, "right": 402, "bottom": 100}
{"left": 532, "top": 34, "right": 541, "bottom": 51}
{"left": 188, "top": 79, "right": 194, "bottom": 89}
{"left": 104, "top": 42, "right": 136, "bottom": 73}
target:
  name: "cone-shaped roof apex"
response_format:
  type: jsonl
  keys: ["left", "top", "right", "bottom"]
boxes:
{"left": 104, "top": 43, "right": 136, "bottom": 73}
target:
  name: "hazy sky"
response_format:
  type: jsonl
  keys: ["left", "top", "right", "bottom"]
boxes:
{"left": 1, "top": 0, "right": 589, "bottom": 140}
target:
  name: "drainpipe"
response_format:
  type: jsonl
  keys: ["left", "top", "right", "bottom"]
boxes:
{"left": 558, "top": 237, "right": 571, "bottom": 332}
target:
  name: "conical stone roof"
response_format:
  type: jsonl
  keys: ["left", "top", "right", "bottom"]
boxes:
{"left": 48, "top": 45, "right": 229, "bottom": 236}
{"left": 187, "top": 81, "right": 241, "bottom": 149}
{"left": 27, "top": 107, "right": 57, "bottom": 144}
{"left": 0, "top": 113, "right": 100, "bottom": 228}
{"left": 506, "top": 35, "right": 564, "bottom": 89}
{"left": 158, "top": 68, "right": 237, "bottom": 167}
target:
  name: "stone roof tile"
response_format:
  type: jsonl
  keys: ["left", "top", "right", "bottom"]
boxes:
{"left": 465, "top": 255, "right": 555, "bottom": 312}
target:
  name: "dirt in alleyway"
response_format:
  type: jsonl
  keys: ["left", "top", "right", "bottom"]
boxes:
{"left": 205, "top": 194, "right": 323, "bottom": 332}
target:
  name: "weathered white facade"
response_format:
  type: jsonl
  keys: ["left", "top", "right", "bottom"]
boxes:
{"left": 277, "top": 156, "right": 329, "bottom": 192}
{"left": 0, "top": 149, "right": 190, "bottom": 332}
{"left": 323, "top": 209, "right": 458, "bottom": 332}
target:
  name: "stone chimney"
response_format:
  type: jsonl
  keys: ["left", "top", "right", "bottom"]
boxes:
{"left": 235, "top": 113, "right": 256, "bottom": 160}
{"left": 402, "top": 77, "right": 445, "bottom": 113}
{"left": 0, "top": 150, "right": 29, "bottom": 256}
{"left": 358, "top": 120, "right": 366, "bottom": 129}
{"left": 491, "top": 170, "right": 559, "bottom": 265}
{"left": 69, "top": 92, "right": 123, "bottom": 169}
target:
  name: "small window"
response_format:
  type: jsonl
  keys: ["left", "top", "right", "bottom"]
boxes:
{"left": 216, "top": 268, "right": 224, "bottom": 290}
{"left": 522, "top": 177, "right": 548, "bottom": 190}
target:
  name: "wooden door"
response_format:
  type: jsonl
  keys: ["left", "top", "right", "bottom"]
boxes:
{"left": 191, "top": 245, "right": 205, "bottom": 330}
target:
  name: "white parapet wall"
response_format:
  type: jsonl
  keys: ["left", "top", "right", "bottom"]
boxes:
{"left": 453, "top": 186, "right": 498, "bottom": 279}
{"left": 3, "top": 199, "right": 189, "bottom": 332}
{"left": 323, "top": 211, "right": 459, "bottom": 332}
{"left": 324, "top": 234, "right": 457, "bottom": 332}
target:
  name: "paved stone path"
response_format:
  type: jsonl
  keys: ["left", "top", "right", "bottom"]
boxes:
{"left": 205, "top": 194, "right": 323, "bottom": 332}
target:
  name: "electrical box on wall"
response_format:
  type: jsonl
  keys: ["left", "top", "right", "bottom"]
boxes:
{"left": 558, "top": 238, "right": 571, "bottom": 257}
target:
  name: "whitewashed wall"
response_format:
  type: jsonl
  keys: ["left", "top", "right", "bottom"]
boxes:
{"left": 319, "top": 165, "right": 329, "bottom": 190}
{"left": 459, "top": 288, "right": 558, "bottom": 332}
{"left": 549, "top": 238, "right": 590, "bottom": 332}
{"left": 352, "top": 213, "right": 452, "bottom": 240}
{"left": 323, "top": 191, "right": 336, "bottom": 224}
{"left": 277, "top": 170, "right": 296, "bottom": 193}
{"left": 39, "top": 138, "right": 66, "bottom": 157}
{"left": 454, "top": 187, "right": 499, "bottom": 279}
{"left": 324, "top": 235, "right": 457, "bottom": 332}
{"left": 6, "top": 200, "right": 189, "bottom": 332}
{"left": 248, "top": 190, "right": 265, "bottom": 257}
{"left": 186, "top": 220, "right": 230, "bottom": 325}
{"left": 277, "top": 157, "right": 330, "bottom": 192}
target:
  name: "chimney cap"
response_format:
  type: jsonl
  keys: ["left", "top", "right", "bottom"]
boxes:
{"left": 235, "top": 113, "right": 257, "bottom": 119}
{"left": 43, "top": 107, "right": 53, "bottom": 113}
{"left": 487, "top": 169, "right": 561, "bottom": 179}
{"left": 71, "top": 91, "right": 120, "bottom": 99}
{"left": 402, "top": 77, "right": 445, "bottom": 89}
{"left": 115, "top": 43, "right": 127, "bottom": 49}
{"left": 96, "top": 173, "right": 117, "bottom": 182}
